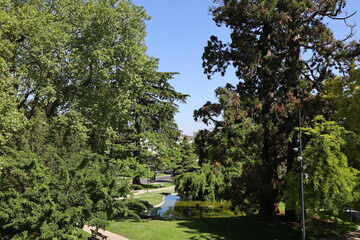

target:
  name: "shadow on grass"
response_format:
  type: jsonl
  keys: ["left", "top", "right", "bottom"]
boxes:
{"left": 174, "top": 216, "right": 300, "bottom": 240}
{"left": 305, "top": 215, "right": 360, "bottom": 240}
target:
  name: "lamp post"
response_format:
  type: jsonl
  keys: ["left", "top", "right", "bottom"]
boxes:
{"left": 294, "top": 109, "right": 306, "bottom": 240}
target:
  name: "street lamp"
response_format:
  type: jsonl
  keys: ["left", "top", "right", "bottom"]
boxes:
{"left": 295, "top": 109, "right": 306, "bottom": 240}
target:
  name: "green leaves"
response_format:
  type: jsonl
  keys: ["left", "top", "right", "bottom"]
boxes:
{"left": 0, "top": 0, "right": 184, "bottom": 237}
{"left": 175, "top": 164, "right": 219, "bottom": 201}
{"left": 199, "top": 0, "right": 357, "bottom": 216}
{"left": 285, "top": 115, "right": 358, "bottom": 218}
{"left": 323, "top": 67, "right": 360, "bottom": 134}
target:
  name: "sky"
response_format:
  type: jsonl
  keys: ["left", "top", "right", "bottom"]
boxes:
{"left": 132, "top": 0, "right": 360, "bottom": 136}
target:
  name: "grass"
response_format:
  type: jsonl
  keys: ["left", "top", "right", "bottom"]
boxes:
{"left": 133, "top": 186, "right": 175, "bottom": 206}
{"left": 276, "top": 203, "right": 359, "bottom": 239}
{"left": 279, "top": 202, "right": 285, "bottom": 212}
{"left": 117, "top": 182, "right": 359, "bottom": 239}
{"left": 107, "top": 217, "right": 300, "bottom": 240}
{"left": 305, "top": 212, "right": 360, "bottom": 240}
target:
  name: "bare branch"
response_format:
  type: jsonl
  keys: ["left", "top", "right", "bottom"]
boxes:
{"left": 328, "top": 11, "right": 357, "bottom": 20}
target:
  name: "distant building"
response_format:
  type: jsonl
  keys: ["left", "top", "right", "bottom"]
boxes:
{"left": 178, "top": 134, "right": 194, "bottom": 144}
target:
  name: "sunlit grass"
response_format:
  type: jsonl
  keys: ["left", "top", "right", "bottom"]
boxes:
{"left": 133, "top": 186, "right": 175, "bottom": 206}
{"left": 107, "top": 217, "right": 300, "bottom": 240}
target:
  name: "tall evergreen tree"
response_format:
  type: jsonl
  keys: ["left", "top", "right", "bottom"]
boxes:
{"left": 201, "top": 0, "right": 356, "bottom": 214}
{"left": 175, "top": 136, "right": 198, "bottom": 174}
{"left": 194, "top": 85, "right": 261, "bottom": 212}
{"left": 117, "top": 71, "right": 188, "bottom": 185}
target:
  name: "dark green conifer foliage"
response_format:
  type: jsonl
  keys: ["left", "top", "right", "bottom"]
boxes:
{"left": 200, "top": 0, "right": 355, "bottom": 214}
{"left": 120, "top": 71, "right": 188, "bottom": 185}
{"left": 0, "top": 111, "right": 141, "bottom": 239}
{"left": 175, "top": 136, "right": 198, "bottom": 174}
{"left": 193, "top": 85, "right": 261, "bottom": 211}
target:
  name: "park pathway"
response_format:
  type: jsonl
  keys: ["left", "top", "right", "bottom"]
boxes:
{"left": 83, "top": 225, "right": 130, "bottom": 240}
{"left": 83, "top": 175, "right": 174, "bottom": 239}
{"left": 320, "top": 209, "right": 360, "bottom": 240}
{"left": 321, "top": 226, "right": 360, "bottom": 240}
{"left": 132, "top": 185, "right": 175, "bottom": 196}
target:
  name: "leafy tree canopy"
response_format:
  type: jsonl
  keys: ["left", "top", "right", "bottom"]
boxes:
{"left": 323, "top": 67, "right": 360, "bottom": 134}
{"left": 285, "top": 115, "right": 358, "bottom": 218}
{"left": 0, "top": 0, "right": 186, "bottom": 238}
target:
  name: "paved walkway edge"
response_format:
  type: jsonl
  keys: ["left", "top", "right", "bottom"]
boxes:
{"left": 83, "top": 225, "right": 130, "bottom": 240}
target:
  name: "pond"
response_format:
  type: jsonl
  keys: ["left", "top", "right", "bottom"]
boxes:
{"left": 145, "top": 195, "right": 240, "bottom": 218}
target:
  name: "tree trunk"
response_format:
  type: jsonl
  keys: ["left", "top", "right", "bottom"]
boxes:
{"left": 259, "top": 114, "right": 280, "bottom": 215}
{"left": 132, "top": 176, "right": 141, "bottom": 185}
{"left": 285, "top": 209, "right": 297, "bottom": 221}
{"left": 273, "top": 202, "right": 280, "bottom": 214}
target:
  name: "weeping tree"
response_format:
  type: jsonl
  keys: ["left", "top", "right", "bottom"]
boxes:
{"left": 193, "top": 85, "right": 263, "bottom": 213}
{"left": 177, "top": 85, "right": 259, "bottom": 207}
{"left": 200, "top": 0, "right": 357, "bottom": 215}
{"left": 323, "top": 66, "right": 360, "bottom": 210}
{"left": 285, "top": 116, "right": 358, "bottom": 222}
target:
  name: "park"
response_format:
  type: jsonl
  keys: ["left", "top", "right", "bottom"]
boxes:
{"left": 0, "top": 0, "right": 360, "bottom": 239}
{"left": 83, "top": 174, "right": 360, "bottom": 239}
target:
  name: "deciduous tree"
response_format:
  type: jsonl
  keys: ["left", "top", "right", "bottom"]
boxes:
{"left": 0, "top": 0, "right": 185, "bottom": 238}
{"left": 284, "top": 115, "right": 358, "bottom": 219}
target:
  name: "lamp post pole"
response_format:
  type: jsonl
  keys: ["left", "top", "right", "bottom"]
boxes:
{"left": 298, "top": 109, "right": 306, "bottom": 240}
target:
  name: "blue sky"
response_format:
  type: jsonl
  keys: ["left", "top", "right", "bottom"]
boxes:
{"left": 132, "top": 0, "right": 360, "bottom": 136}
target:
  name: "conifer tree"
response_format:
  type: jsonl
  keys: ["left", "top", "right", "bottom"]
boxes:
{"left": 119, "top": 71, "right": 188, "bottom": 185}
{"left": 201, "top": 0, "right": 356, "bottom": 214}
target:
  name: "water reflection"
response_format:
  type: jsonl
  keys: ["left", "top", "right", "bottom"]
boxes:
{"left": 146, "top": 195, "right": 238, "bottom": 218}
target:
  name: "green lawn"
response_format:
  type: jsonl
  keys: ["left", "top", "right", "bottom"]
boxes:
{"left": 107, "top": 217, "right": 300, "bottom": 240}
{"left": 133, "top": 187, "right": 175, "bottom": 206}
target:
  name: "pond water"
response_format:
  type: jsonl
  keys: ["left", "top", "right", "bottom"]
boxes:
{"left": 145, "top": 195, "right": 239, "bottom": 218}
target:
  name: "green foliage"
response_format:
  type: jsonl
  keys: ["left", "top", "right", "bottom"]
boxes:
{"left": 159, "top": 143, "right": 182, "bottom": 173}
{"left": 172, "top": 136, "right": 198, "bottom": 174}
{"left": 194, "top": 85, "right": 277, "bottom": 213}
{"left": 0, "top": 68, "right": 25, "bottom": 146}
{"left": 179, "top": 86, "right": 258, "bottom": 205}
{"left": 323, "top": 67, "right": 360, "bottom": 134}
{"left": 323, "top": 67, "right": 360, "bottom": 170}
{"left": 285, "top": 116, "right": 358, "bottom": 219}
{"left": 0, "top": 111, "right": 145, "bottom": 239}
{"left": 175, "top": 164, "right": 220, "bottom": 201}
{"left": 0, "top": 0, "right": 185, "bottom": 238}
{"left": 199, "top": 0, "right": 356, "bottom": 214}
{"left": 116, "top": 71, "right": 188, "bottom": 182}
{"left": 194, "top": 86, "right": 256, "bottom": 168}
